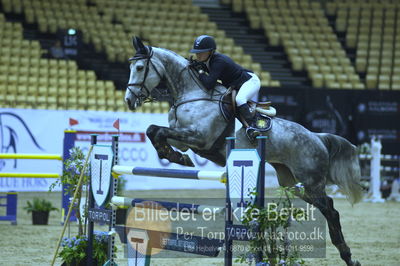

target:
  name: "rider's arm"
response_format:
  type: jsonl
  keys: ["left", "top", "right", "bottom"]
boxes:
{"left": 198, "top": 58, "right": 225, "bottom": 90}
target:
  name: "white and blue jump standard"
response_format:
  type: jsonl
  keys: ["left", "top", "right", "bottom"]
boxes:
{"left": 86, "top": 134, "right": 267, "bottom": 266}
{"left": 87, "top": 134, "right": 119, "bottom": 266}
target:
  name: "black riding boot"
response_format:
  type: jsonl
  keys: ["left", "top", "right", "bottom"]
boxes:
{"left": 238, "top": 103, "right": 255, "bottom": 126}
{"left": 238, "top": 104, "right": 260, "bottom": 141}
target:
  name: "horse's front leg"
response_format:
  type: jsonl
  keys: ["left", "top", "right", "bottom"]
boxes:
{"left": 146, "top": 124, "right": 206, "bottom": 167}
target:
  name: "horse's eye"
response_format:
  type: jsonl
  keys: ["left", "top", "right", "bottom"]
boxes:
{"left": 136, "top": 65, "right": 144, "bottom": 71}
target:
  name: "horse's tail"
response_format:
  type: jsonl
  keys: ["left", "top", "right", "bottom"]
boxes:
{"left": 318, "top": 133, "right": 363, "bottom": 205}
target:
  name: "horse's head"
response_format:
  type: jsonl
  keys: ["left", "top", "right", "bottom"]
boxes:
{"left": 125, "top": 36, "right": 164, "bottom": 110}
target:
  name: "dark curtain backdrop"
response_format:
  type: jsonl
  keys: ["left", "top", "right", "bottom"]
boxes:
{"left": 260, "top": 87, "right": 400, "bottom": 154}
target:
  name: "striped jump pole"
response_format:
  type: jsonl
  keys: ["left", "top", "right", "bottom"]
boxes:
{"left": 111, "top": 196, "right": 224, "bottom": 215}
{"left": 112, "top": 165, "right": 226, "bottom": 182}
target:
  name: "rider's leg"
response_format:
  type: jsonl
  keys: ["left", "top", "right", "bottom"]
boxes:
{"left": 236, "top": 72, "right": 261, "bottom": 126}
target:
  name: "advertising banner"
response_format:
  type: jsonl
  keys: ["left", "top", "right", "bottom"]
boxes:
{"left": 352, "top": 90, "right": 400, "bottom": 154}
{"left": 0, "top": 108, "right": 227, "bottom": 192}
{"left": 261, "top": 88, "right": 400, "bottom": 153}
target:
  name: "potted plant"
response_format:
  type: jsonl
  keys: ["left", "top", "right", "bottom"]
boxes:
{"left": 59, "top": 231, "right": 113, "bottom": 266}
{"left": 23, "top": 198, "right": 58, "bottom": 225}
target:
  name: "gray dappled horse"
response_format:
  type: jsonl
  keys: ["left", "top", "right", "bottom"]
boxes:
{"left": 125, "top": 37, "right": 362, "bottom": 266}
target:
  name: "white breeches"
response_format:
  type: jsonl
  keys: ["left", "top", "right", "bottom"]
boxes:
{"left": 235, "top": 72, "right": 261, "bottom": 106}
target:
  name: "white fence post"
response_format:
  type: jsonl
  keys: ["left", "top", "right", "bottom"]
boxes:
{"left": 366, "top": 137, "right": 385, "bottom": 203}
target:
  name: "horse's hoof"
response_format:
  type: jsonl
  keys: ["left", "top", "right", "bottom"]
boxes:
{"left": 182, "top": 154, "right": 195, "bottom": 167}
{"left": 350, "top": 260, "right": 361, "bottom": 266}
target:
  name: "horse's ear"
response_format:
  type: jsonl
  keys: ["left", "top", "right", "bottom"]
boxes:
{"left": 132, "top": 36, "right": 139, "bottom": 50}
{"left": 132, "top": 36, "right": 146, "bottom": 53}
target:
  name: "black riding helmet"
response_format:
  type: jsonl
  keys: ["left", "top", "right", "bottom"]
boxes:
{"left": 190, "top": 35, "right": 216, "bottom": 53}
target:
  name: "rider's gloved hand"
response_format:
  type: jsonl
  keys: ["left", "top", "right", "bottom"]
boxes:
{"left": 188, "top": 56, "right": 207, "bottom": 73}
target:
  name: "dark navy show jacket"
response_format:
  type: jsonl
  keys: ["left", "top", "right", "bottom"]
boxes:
{"left": 198, "top": 53, "right": 252, "bottom": 90}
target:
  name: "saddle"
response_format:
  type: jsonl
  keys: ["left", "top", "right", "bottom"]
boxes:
{"left": 219, "top": 88, "right": 276, "bottom": 132}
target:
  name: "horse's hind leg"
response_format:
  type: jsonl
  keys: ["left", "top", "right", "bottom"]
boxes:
{"left": 146, "top": 124, "right": 207, "bottom": 167}
{"left": 301, "top": 187, "right": 360, "bottom": 266}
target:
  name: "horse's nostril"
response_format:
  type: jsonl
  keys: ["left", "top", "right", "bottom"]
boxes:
{"left": 126, "top": 99, "right": 131, "bottom": 107}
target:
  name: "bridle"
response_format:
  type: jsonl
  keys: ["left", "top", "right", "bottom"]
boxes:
{"left": 126, "top": 47, "right": 163, "bottom": 104}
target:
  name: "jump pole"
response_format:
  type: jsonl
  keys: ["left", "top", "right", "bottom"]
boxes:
{"left": 112, "top": 166, "right": 226, "bottom": 182}
{"left": 0, "top": 154, "right": 62, "bottom": 160}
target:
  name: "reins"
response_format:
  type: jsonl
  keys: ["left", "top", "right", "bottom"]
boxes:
{"left": 172, "top": 66, "right": 231, "bottom": 110}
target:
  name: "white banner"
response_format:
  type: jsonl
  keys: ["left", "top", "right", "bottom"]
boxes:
{"left": 0, "top": 108, "right": 228, "bottom": 192}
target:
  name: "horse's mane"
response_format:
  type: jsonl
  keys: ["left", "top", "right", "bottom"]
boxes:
{"left": 155, "top": 47, "right": 189, "bottom": 64}
{"left": 153, "top": 46, "right": 227, "bottom": 95}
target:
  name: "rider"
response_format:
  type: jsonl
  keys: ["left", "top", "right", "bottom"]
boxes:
{"left": 189, "top": 35, "right": 261, "bottom": 132}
